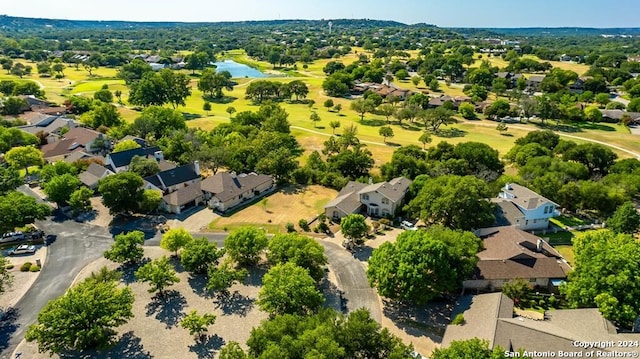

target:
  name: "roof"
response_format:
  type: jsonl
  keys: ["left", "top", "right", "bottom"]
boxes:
{"left": 62, "top": 127, "right": 102, "bottom": 147}
{"left": 19, "top": 118, "right": 72, "bottom": 136}
{"left": 108, "top": 146, "right": 161, "bottom": 168}
{"left": 492, "top": 199, "right": 525, "bottom": 227}
{"left": 121, "top": 135, "right": 147, "bottom": 148}
{"left": 500, "top": 183, "right": 558, "bottom": 210}
{"left": 527, "top": 75, "right": 546, "bottom": 83}
{"left": 79, "top": 163, "right": 113, "bottom": 187}
{"left": 145, "top": 163, "right": 199, "bottom": 189}
{"left": 64, "top": 151, "right": 103, "bottom": 164}
{"left": 163, "top": 182, "right": 203, "bottom": 207}
{"left": 157, "top": 160, "right": 177, "bottom": 171}
{"left": 601, "top": 109, "right": 640, "bottom": 120}
{"left": 473, "top": 227, "right": 571, "bottom": 280}
{"left": 358, "top": 177, "right": 411, "bottom": 203}
{"left": 19, "top": 112, "right": 53, "bottom": 125}
{"left": 41, "top": 138, "right": 84, "bottom": 159}
{"left": 201, "top": 172, "right": 274, "bottom": 202}
{"left": 324, "top": 181, "right": 368, "bottom": 214}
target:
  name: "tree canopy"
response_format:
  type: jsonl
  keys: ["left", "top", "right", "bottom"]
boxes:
{"left": 257, "top": 262, "right": 324, "bottom": 316}
{"left": 607, "top": 202, "right": 640, "bottom": 234}
{"left": 135, "top": 256, "right": 180, "bottom": 296}
{"left": 0, "top": 191, "right": 51, "bottom": 232}
{"left": 224, "top": 227, "right": 269, "bottom": 266}
{"left": 181, "top": 237, "right": 224, "bottom": 274}
{"left": 98, "top": 172, "right": 144, "bottom": 214}
{"left": 267, "top": 233, "right": 327, "bottom": 282}
{"left": 104, "top": 230, "right": 145, "bottom": 265}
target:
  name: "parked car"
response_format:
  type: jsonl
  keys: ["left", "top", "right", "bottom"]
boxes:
{"left": 400, "top": 221, "right": 417, "bottom": 231}
{"left": 9, "top": 244, "right": 36, "bottom": 255}
{"left": 1, "top": 231, "right": 25, "bottom": 243}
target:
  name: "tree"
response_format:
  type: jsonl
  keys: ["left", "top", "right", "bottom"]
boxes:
{"left": 206, "top": 262, "right": 248, "bottom": 294}
{"left": 0, "top": 166, "right": 22, "bottom": 195}
{"left": 627, "top": 98, "right": 640, "bottom": 112}
{"left": 98, "top": 172, "right": 144, "bottom": 214}
{"left": 180, "top": 311, "right": 216, "bottom": 340}
{"left": 224, "top": 227, "right": 269, "bottom": 266}
{"left": 561, "top": 231, "right": 640, "bottom": 329}
{"left": 185, "top": 52, "right": 210, "bottom": 74}
{"left": 0, "top": 255, "right": 13, "bottom": 295}
{"left": 484, "top": 99, "right": 511, "bottom": 120}
{"left": 323, "top": 99, "right": 334, "bottom": 111}
{"left": 128, "top": 69, "right": 191, "bottom": 108}
{"left": 424, "top": 107, "right": 456, "bottom": 132}
{"left": 405, "top": 175, "right": 495, "bottom": 230}
{"left": 458, "top": 102, "right": 476, "bottom": 119}
{"left": 181, "top": 237, "right": 224, "bottom": 274}
{"left": 502, "top": 278, "right": 533, "bottom": 304}
{"left": 25, "top": 278, "right": 134, "bottom": 355}
{"left": 328, "top": 146, "right": 374, "bottom": 179}
{"left": 607, "top": 202, "right": 640, "bottom": 234}
{"left": 52, "top": 62, "right": 65, "bottom": 78}
{"left": 198, "top": 69, "right": 234, "bottom": 99}
{"left": 40, "top": 161, "right": 78, "bottom": 185}
{"left": 116, "top": 59, "right": 153, "bottom": 84}
{"left": 267, "top": 233, "right": 327, "bottom": 282}
{"left": 135, "top": 256, "right": 180, "bottom": 296}
{"left": 129, "top": 155, "right": 160, "bottom": 177}
{"left": 140, "top": 189, "right": 162, "bottom": 213}
{"left": 287, "top": 80, "right": 309, "bottom": 101}
{"left": 104, "top": 230, "right": 145, "bottom": 265}
{"left": 492, "top": 77, "right": 508, "bottom": 96}
{"left": 93, "top": 89, "right": 113, "bottom": 103}
{"left": 114, "top": 90, "right": 122, "bottom": 104}
{"left": 129, "top": 105, "right": 186, "bottom": 140}
{"left": 160, "top": 228, "right": 193, "bottom": 256}
{"left": 329, "top": 120, "right": 341, "bottom": 135}
{"left": 0, "top": 191, "right": 51, "bottom": 233}
{"left": 379, "top": 126, "right": 394, "bottom": 144}
{"left": 81, "top": 103, "right": 123, "bottom": 129}
{"left": 219, "top": 342, "right": 248, "bottom": 359}
{"left": 367, "top": 226, "right": 482, "bottom": 303}
{"left": 226, "top": 106, "right": 236, "bottom": 118}
{"left": 310, "top": 111, "right": 321, "bottom": 128}
{"left": 69, "top": 187, "right": 93, "bottom": 214}
{"left": 256, "top": 147, "right": 299, "bottom": 183}
{"left": 496, "top": 121, "right": 508, "bottom": 134}
{"left": 431, "top": 338, "right": 509, "bottom": 359}
{"left": 340, "top": 214, "right": 369, "bottom": 242}
{"left": 594, "top": 93, "right": 611, "bottom": 107}
{"left": 203, "top": 101, "right": 211, "bottom": 115}
{"left": 333, "top": 103, "right": 343, "bottom": 113}
{"left": 1, "top": 96, "right": 28, "bottom": 116}
{"left": 378, "top": 103, "right": 397, "bottom": 123}
{"left": 43, "top": 174, "right": 81, "bottom": 206}
{"left": 258, "top": 262, "right": 324, "bottom": 316}
{"left": 5, "top": 146, "right": 44, "bottom": 175}
{"left": 350, "top": 98, "right": 375, "bottom": 122}
{"left": 564, "top": 143, "right": 617, "bottom": 177}
{"left": 419, "top": 132, "right": 432, "bottom": 149}
{"left": 584, "top": 106, "right": 603, "bottom": 123}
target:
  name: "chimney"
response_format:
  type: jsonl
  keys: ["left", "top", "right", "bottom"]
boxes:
{"left": 536, "top": 239, "right": 543, "bottom": 252}
{"left": 154, "top": 150, "right": 164, "bottom": 161}
{"left": 368, "top": 177, "right": 373, "bottom": 185}
{"left": 194, "top": 161, "right": 200, "bottom": 176}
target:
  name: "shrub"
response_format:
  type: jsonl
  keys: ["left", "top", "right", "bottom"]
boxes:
{"left": 30, "top": 264, "right": 41, "bottom": 272}
{"left": 298, "top": 219, "right": 310, "bottom": 232}
{"left": 548, "top": 294, "right": 557, "bottom": 308}
{"left": 379, "top": 218, "right": 391, "bottom": 229}
{"left": 318, "top": 222, "right": 329, "bottom": 233}
{"left": 452, "top": 314, "right": 465, "bottom": 325}
{"left": 20, "top": 262, "right": 33, "bottom": 272}
{"left": 285, "top": 222, "right": 296, "bottom": 233}
{"left": 5, "top": 263, "right": 14, "bottom": 270}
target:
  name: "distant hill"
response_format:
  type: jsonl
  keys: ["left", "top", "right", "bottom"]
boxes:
{"left": 453, "top": 27, "right": 640, "bottom": 37}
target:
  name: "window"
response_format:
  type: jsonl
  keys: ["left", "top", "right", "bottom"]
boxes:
{"left": 525, "top": 220, "right": 529, "bottom": 225}
{"left": 381, "top": 198, "right": 389, "bottom": 205}
{"left": 362, "top": 194, "right": 369, "bottom": 201}
{"left": 544, "top": 206, "right": 549, "bottom": 214}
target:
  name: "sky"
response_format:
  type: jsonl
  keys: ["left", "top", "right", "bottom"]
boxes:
{"left": 2, "top": 0, "right": 639, "bottom": 28}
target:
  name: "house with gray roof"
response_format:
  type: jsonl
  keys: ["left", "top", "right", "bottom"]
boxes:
{"left": 464, "top": 226, "right": 571, "bottom": 291}
{"left": 79, "top": 163, "right": 114, "bottom": 189}
{"left": 105, "top": 146, "right": 163, "bottom": 173}
{"left": 495, "top": 183, "right": 559, "bottom": 230}
{"left": 324, "top": 177, "right": 411, "bottom": 220}
{"left": 442, "top": 293, "right": 639, "bottom": 355}
{"left": 143, "top": 162, "right": 203, "bottom": 214}
{"left": 201, "top": 172, "right": 275, "bottom": 213}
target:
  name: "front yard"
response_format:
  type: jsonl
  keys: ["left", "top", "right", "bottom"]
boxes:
{"left": 207, "top": 185, "right": 337, "bottom": 233}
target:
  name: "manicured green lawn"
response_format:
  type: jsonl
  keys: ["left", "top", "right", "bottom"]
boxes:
{"left": 554, "top": 245, "right": 576, "bottom": 266}
{"left": 550, "top": 215, "right": 589, "bottom": 228}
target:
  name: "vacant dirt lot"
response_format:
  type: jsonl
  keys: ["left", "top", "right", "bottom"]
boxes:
{"left": 208, "top": 185, "right": 337, "bottom": 232}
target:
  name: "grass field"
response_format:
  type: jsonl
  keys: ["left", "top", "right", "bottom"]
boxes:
{"left": 207, "top": 185, "right": 337, "bottom": 233}
{"left": 474, "top": 54, "right": 590, "bottom": 75}
{"left": 554, "top": 245, "right": 575, "bottom": 266}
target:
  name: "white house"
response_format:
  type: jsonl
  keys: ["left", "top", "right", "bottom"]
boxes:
{"left": 493, "top": 183, "right": 559, "bottom": 231}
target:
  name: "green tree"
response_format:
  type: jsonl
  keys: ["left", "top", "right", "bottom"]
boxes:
{"left": 584, "top": 106, "right": 603, "bottom": 123}
{"left": 140, "top": 189, "right": 162, "bottom": 213}
{"left": 219, "top": 342, "right": 248, "bottom": 359}
{"left": 43, "top": 173, "right": 81, "bottom": 206}
{"left": 267, "top": 233, "right": 327, "bottom": 282}
{"left": 206, "top": 262, "right": 248, "bottom": 294}
{"left": 160, "top": 228, "right": 193, "bottom": 256}
{"left": 203, "top": 101, "right": 211, "bottom": 115}
{"left": 5, "top": 146, "right": 44, "bottom": 176}
{"left": 405, "top": 175, "right": 494, "bottom": 230}
{"left": 378, "top": 103, "right": 397, "bottom": 123}
{"left": 350, "top": 98, "right": 375, "bottom": 122}
{"left": 0, "top": 96, "right": 28, "bottom": 116}
{"left": 180, "top": 310, "right": 216, "bottom": 339}
{"left": 255, "top": 147, "right": 298, "bottom": 183}
{"left": 607, "top": 202, "right": 640, "bottom": 234}
{"left": 594, "top": 93, "right": 611, "bottom": 107}
{"left": 367, "top": 226, "right": 482, "bottom": 304}
{"left": 135, "top": 256, "right": 180, "bottom": 296}
{"left": 0, "top": 166, "right": 22, "bottom": 195}
{"left": 258, "top": 262, "right": 324, "bottom": 316}
{"left": 39, "top": 161, "right": 78, "bottom": 185}
{"left": 323, "top": 99, "right": 334, "bottom": 111}
{"left": 198, "top": 69, "right": 234, "bottom": 99}
{"left": 484, "top": 99, "right": 511, "bottom": 120}
{"left": 69, "top": 187, "right": 93, "bottom": 214}
{"left": 226, "top": 106, "right": 236, "bottom": 118}
{"left": 0, "top": 255, "right": 13, "bottom": 295}
{"left": 81, "top": 102, "right": 123, "bottom": 129}
{"left": 564, "top": 143, "right": 618, "bottom": 177}
{"left": 496, "top": 121, "right": 508, "bottom": 134}
{"left": 310, "top": 111, "right": 321, "bottom": 128}
{"left": 224, "top": 227, "right": 269, "bottom": 266}
{"left": 423, "top": 107, "right": 455, "bottom": 132}
{"left": 418, "top": 132, "right": 432, "bottom": 149}
{"left": 128, "top": 69, "right": 192, "bottom": 108}
{"left": 25, "top": 278, "right": 134, "bottom": 355}
{"left": 329, "top": 120, "right": 341, "bottom": 135}
{"left": 561, "top": 231, "right": 640, "bottom": 329}
{"left": 116, "top": 59, "right": 153, "bottom": 84}
{"left": 98, "top": 172, "right": 144, "bottom": 214}
{"left": 129, "top": 105, "right": 186, "bottom": 140}
{"left": 129, "top": 155, "right": 160, "bottom": 177}
{"left": 458, "top": 102, "right": 476, "bottom": 119}
{"left": 114, "top": 90, "right": 122, "bottom": 104}
{"left": 431, "top": 338, "right": 509, "bottom": 359}
{"left": 112, "top": 139, "right": 141, "bottom": 153}
{"left": 378, "top": 126, "right": 394, "bottom": 144}
{"left": 502, "top": 278, "right": 533, "bottom": 304}
{"left": 0, "top": 191, "right": 51, "bottom": 233}
{"left": 104, "top": 230, "right": 145, "bottom": 265}
{"left": 328, "top": 146, "right": 374, "bottom": 179}
{"left": 340, "top": 214, "right": 369, "bottom": 242}
{"left": 181, "top": 237, "right": 224, "bottom": 274}
{"left": 93, "top": 89, "right": 113, "bottom": 103}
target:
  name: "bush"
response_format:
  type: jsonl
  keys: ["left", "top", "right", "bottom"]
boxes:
{"left": 5, "top": 263, "right": 14, "bottom": 270}
{"left": 548, "top": 294, "right": 557, "bottom": 308}
{"left": 452, "top": 313, "right": 465, "bottom": 325}
{"left": 379, "top": 218, "right": 391, "bottom": 229}
{"left": 20, "top": 262, "right": 33, "bottom": 272}
{"left": 318, "top": 222, "right": 329, "bottom": 233}
{"left": 285, "top": 222, "right": 296, "bottom": 233}
{"left": 30, "top": 264, "right": 41, "bottom": 272}
{"left": 298, "top": 219, "right": 310, "bottom": 232}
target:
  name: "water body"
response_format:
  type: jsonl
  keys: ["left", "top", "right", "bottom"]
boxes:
{"left": 212, "top": 59, "right": 267, "bottom": 78}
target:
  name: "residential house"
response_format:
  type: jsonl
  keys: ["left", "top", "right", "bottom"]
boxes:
{"left": 19, "top": 116, "right": 76, "bottom": 144}
{"left": 324, "top": 177, "right": 411, "bottom": 220}
{"left": 463, "top": 226, "right": 571, "bottom": 291}
{"left": 63, "top": 151, "right": 105, "bottom": 165}
{"left": 201, "top": 172, "right": 275, "bottom": 212}
{"left": 428, "top": 95, "right": 454, "bottom": 108}
{"left": 494, "top": 183, "right": 559, "bottom": 230}
{"left": 40, "top": 127, "right": 105, "bottom": 162}
{"left": 442, "top": 293, "right": 638, "bottom": 355}
{"left": 120, "top": 135, "right": 147, "bottom": 148}
{"left": 601, "top": 109, "right": 640, "bottom": 124}
{"left": 526, "top": 75, "right": 546, "bottom": 92}
{"left": 495, "top": 72, "right": 523, "bottom": 88}
{"left": 105, "top": 146, "right": 163, "bottom": 173}
{"left": 79, "top": 163, "right": 114, "bottom": 190}
{"left": 144, "top": 162, "right": 203, "bottom": 214}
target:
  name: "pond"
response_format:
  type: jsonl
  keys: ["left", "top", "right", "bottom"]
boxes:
{"left": 212, "top": 59, "right": 267, "bottom": 78}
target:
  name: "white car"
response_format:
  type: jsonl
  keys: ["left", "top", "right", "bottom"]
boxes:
{"left": 400, "top": 221, "right": 417, "bottom": 231}
{"left": 10, "top": 244, "right": 36, "bottom": 255}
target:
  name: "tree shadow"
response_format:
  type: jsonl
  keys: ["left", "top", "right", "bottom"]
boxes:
{"left": 315, "top": 126, "right": 326, "bottom": 130}
{"left": 0, "top": 307, "right": 19, "bottom": 351}
{"left": 352, "top": 245, "right": 374, "bottom": 262}
{"left": 145, "top": 290, "right": 187, "bottom": 328}
{"left": 500, "top": 133, "right": 514, "bottom": 137}
{"left": 119, "top": 258, "right": 151, "bottom": 285}
{"left": 188, "top": 334, "right": 226, "bottom": 359}
{"left": 213, "top": 291, "right": 255, "bottom": 317}
{"left": 181, "top": 112, "right": 203, "bottom": 121}
{"left": 435, "top": 128, "right": 467, "bottom": 138}
{"left": 381, "top": 298, "right": 454, "bottom": 343}
{"left": 580, "top": 122, "right": 617, "bottom": 132}
{"left": 384, "top": 141, "right": 402, "bottom": 147}
{"left": 360, "top": 118, "right": 386, "bottom": 127}
{"left": 244, "top": 265, "right": 268, "bottom": 287}
{"left": 401, "top": 124, "right": 422, "bottom": 131}
{"left": 188, "top": 274, "right": 212, "bottom": 298}
{"left": 73, "top": 331, "right": 152, "bottom": 359}
{"left": 203, "top": 95, "right": 237, "bottom": 104}
{"left": 320, "top": 276, "right": 344, "bottom": 313}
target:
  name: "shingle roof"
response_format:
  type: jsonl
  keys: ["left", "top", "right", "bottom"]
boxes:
{"left": 358, "top": 177, "right": 411, "bottom": 203}
{"left": 145, "top": 163, "right": 199, "bottom": 189}
{"left": 492, "top": 199, "right": 524, "bottom": 226}
{"left": 79, "top": 163, "right": 112, "bottom": 187}
{"left": 41, "top": 138, "right": 84, "bottom": 159}
{"left": 108, "top": 146, "right": 161, "bottom": 168}
{"left": 501, "top": 183, "right": 558, "bottom": 210}
{"left": 163, "top": 182, "right": 203, "bottom": 207}
{"left": 324, "top": 181, "right": 368, "bottom": 214}
{"left": 601, "top": 109, "right": 640, "bottom": 120}
{"left": 62, "top": 127, "right": 102, "bottom": 147}
{"left": 201, "top": 172, "right": 274, "bottom": 202}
